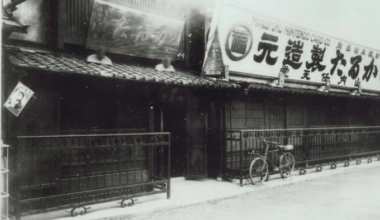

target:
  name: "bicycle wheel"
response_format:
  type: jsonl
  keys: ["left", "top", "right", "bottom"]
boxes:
{"left": 279, "top": 152, "right": 295, "bottom": 178}
{"left": 249, "top": 157, "right": 268, "bottom": 185}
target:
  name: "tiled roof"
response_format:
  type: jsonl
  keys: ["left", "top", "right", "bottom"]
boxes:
{"left": 6, "top": 46, "right": 240, "bottom": 89}
{"left": 5, "top": 46, "right": 380, "bottom": 100}
{"left": 2, "top": 17, "right": 29, "bottom": 33}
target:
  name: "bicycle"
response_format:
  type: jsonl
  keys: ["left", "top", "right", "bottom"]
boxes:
{"left": 248, "top": 139, "right": 295, "bottom": 185}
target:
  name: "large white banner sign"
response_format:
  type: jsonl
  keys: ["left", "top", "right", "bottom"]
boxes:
{"left": 206, "top": 1, "right": 380, "bottom": 92}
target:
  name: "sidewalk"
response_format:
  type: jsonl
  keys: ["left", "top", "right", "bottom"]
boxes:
{"left": 24, "top": 158, "right": 380, "bottom": 220}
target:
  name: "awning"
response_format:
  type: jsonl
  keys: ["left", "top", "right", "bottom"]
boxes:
{"left": 229, "top": 73, "right": 380, "bottom": 100}
{"left": 243, "top": 81, "right": 380, "bottom": 100}
{"left": 5, "top": 46, "right": 240, "bottom": 89}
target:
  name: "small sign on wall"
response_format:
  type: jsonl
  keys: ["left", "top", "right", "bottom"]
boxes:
{"left": 3, "top": 82, "right": 34, "bottom": 117}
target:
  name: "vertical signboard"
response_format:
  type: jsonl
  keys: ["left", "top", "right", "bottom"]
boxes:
{"left": 205, "top": 0, "right": 380, "bottom": 92}
{"left": 202, "top": 30, "right": 224, "bottom": 76}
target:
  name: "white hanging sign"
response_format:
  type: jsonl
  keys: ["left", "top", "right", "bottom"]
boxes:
{"left": 4, "top": 82, "right": 34, "bottom": 117}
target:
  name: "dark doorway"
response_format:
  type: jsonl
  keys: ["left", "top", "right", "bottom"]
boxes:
{"left": 185, "top": 96, "right": 208, "bottom": 178}
{"left": 206, "top": 101, "right": 222, "bottom": 179}
{"left": 163, "top": 107, "right": 187, "bottom": 177}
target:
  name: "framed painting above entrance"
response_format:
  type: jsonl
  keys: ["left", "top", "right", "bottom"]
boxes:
{"left": 86, "top": 0, "right": 185, "bottom": 59}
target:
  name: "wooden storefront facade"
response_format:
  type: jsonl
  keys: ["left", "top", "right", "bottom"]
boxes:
{"left": 2, "top": 44, "right": 238, "bottom": 217}
{"left": 3, "top": 0, "right": 380, "bottom": 218}
{"left": 220, "top": 86, "right": 380, "bottom": 184}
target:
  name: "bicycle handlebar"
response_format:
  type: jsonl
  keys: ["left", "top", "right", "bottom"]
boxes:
{"left": 262, "top": 139, "right": 280, "bottom": 145}
{"left": 247, "top": 139, "right": 282, "bottom": 156}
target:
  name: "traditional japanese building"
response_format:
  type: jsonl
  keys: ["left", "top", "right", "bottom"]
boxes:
{"left": 2, "top": 0, "right": 380, "bottom": 219}
{"left": 203, "top": 0, "right": 380, "bottom": 184}
{"left": 1, "top": 0, "right": 234, "bottom": 218}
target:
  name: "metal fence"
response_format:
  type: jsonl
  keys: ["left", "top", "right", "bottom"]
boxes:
{"left": 223, "top": 126, "right": 380, "bottom": 185}
{"left": 10, "top": 133, "right": 170, "bottom": 219}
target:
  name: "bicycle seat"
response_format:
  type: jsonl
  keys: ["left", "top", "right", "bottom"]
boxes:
{"left": 276, "top": 145, "right": 294, "bottom": 151}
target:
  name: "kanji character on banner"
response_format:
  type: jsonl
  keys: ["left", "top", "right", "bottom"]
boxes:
{"left": 254, "top": 32, "right": 279, "bottom": 65}
{"left": 305, "top": 44, "right": 326, "bottom": 72}
{"left": 282, "top": 39, "right": 304, "bottom": 69}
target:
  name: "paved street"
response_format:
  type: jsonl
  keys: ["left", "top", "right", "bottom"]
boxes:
{"left": 128, "top": 166, "right": 380, "bottom": 220}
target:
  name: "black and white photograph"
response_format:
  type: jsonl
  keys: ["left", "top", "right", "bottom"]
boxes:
{"left": 1, "top": 0, "right": 380, "bottom": 219}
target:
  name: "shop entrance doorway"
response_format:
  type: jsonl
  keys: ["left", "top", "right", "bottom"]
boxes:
{"left": 162, "top": 107, "right": 187, "bottom": 177}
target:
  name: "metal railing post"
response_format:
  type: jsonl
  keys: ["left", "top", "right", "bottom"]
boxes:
{"left": 167, "top": 133, "right": 171, "bottom": 199}
{"left": 239, "top": 131, "right": 243, "bottom": 186}
{"left": 220, "top": 126, "right": 380, "bottom": 184}
{"left": 13, "top": 138, "right": 21, "bottom": 220}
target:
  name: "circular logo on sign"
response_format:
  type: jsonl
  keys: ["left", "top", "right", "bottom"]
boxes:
{"left": 225, "top": 24, "right": 253, "bottom": 61}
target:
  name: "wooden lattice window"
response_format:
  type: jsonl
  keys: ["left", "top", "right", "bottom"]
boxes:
{"left": 245, "top": 100, "right": 266, "bottom": 129}
{"left": 225, "top": 98, "right": 285, "bottom": 130}
{"left": 266, "top": 102, "right": 285, "bottom": 129}
{"left": 59, "top": 96, "right": 149, "bottom": 134}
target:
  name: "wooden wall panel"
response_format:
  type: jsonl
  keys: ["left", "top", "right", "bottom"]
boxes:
{"left": 59, "top": 95, "right": 149, "bottom": 134}
{"left": 286, "top": 102, "right": 307, "bottom": 128}
{"left": 224, "top": 95, "right": 380, "bottom": 130}
{"left": 267, "top": 102, "right": 285, "bottom": 129}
